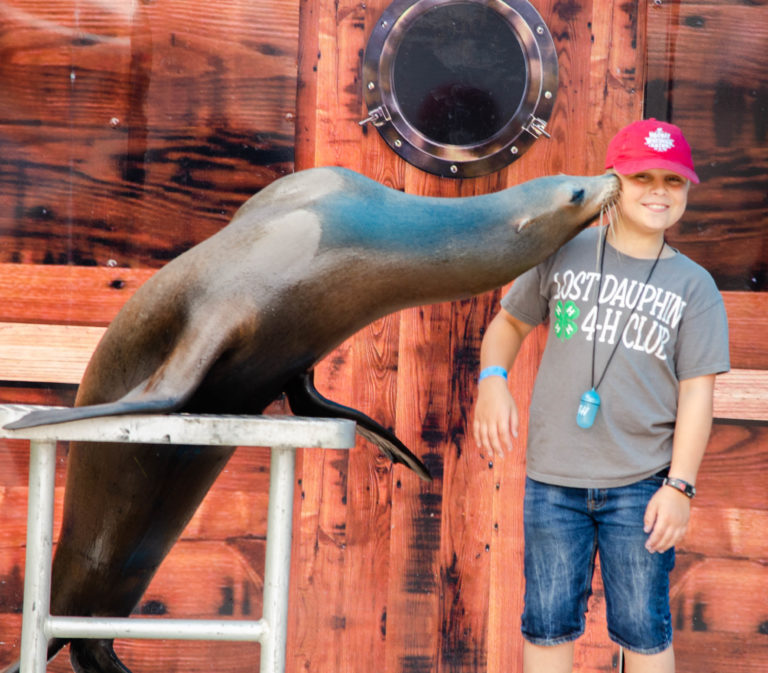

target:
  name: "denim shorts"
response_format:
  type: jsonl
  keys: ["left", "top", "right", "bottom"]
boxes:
{"left": 521, "top": 475, "right": 675, "bottom": 654}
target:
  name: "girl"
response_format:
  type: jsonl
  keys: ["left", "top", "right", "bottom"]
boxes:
{"left": 473, "top": 119, "right": 730, "bottom": 673}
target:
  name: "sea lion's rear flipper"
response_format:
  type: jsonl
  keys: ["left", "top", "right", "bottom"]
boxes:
{"left": 70, "top": 639, "right": 133, "bottom": 673}
{"left": 284, "top": 371, "right": 432, "bottom": 482}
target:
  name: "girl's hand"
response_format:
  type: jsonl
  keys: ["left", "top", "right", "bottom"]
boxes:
{"left": 472, "top": 378, "right": 519, "bottom": 458}
{"left": 643, "top": 485, "right": 691, "bottom": 553}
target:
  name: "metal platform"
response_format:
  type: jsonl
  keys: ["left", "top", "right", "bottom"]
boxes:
{"left": 0, "top": 405, "right": 356, "bottom": 673}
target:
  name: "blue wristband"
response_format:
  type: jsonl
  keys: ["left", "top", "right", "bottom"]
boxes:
{"left": 478, "top": 366, "right": 508, "bottom": 382}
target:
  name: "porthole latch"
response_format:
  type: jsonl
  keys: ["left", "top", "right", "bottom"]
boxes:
{"left": 523, "top": 114, "right": 551, "bottom": 139}
{"left": 359, "top": 104, "right": 392, "bottom": 128}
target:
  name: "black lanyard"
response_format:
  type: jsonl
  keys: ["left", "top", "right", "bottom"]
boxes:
{"left": 590, "top": 231, "right": 666, "bottom": 392}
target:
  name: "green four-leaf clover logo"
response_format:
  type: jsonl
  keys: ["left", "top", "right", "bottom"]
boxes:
{"left": 554, "top": 300, "right": 579, "bottom": 340}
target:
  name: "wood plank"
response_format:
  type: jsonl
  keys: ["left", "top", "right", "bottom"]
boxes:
{"left": 0, "top": 383, "right": 75, "bottom": 408}
{"left": 386, "top": 303, "right": 448, "bottom": 673}
{"left": 722, "top": 292, "right": 768, "bottom": 370}
{"left": 0, "top": 263, "right": 153, "bottom": 326}
{"left": 673, "top": 631, "right": 768, "bottom": 673}
{"left": 0, "top": 285, "right": 756, "bottom": 387}
{"left": 488, "top": 320, "right": 543, "bottom": 673}
{"left": 685, "top": 507, "right": 768, "bottom": 560}
{"left": 436, "top": 297, "right": 496, "bottom": 673}
{"left": 290, "top": 0, "right": 406, "bottom": 670}
{"left": 3, "top": 320, "right": 760, "bottom": 422}
{"left": 713, "top": 369, "right": 768, "bottom": 422}
{"left": 671, "top": 556, "right": 768, "bottom": 635}
{"left": 0, "top": 483, "right": 271, "bottom": 552}
{"left": 0, "top": 444, "right": 272, "bottom": 544}
{"left": 694, "top": 423, "right": 768, "bottom": 512}
{"left": 0, "top": 322, "right": 104, "bottom": 383}
{"left": 0, "top": 626, "right": 262, "bottom": 673}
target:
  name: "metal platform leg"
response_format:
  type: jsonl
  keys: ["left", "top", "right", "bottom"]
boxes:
{"left": 260, "top": 446, "right": 296, "bottom": 673}
{"left": 19, "top": 439, "right": 57, "bottom": 673}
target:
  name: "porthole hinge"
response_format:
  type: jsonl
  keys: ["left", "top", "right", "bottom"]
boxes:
{"left": 523, "top": 114, "right": 551, "bottom": 139}
{"left": 359, "top": 105, "right": 392, "bottom": 127}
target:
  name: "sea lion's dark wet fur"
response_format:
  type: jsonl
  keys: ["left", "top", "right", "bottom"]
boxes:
{"left": 2, "top": 167, "right": 618, "bottom": 673}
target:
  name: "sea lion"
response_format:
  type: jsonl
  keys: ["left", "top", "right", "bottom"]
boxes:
{"left": 3, "top": 166, "right": 619, "bottom": 673}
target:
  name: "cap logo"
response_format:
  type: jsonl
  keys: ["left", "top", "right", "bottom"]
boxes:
{"left": 644, "top": 127, "right": 675, "bottom": 153}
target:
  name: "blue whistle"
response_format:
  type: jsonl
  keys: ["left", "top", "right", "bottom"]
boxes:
{"left": 577, "top": 388, "right": 601, "bottom": 429}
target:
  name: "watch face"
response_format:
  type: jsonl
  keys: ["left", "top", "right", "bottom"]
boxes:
{"left": 666, "top": 477, "right": 695, "bottom": 497}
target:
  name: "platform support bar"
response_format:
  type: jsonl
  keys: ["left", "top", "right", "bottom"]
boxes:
{"left": 20, "top": 439, "right": 57, "bottom": 673}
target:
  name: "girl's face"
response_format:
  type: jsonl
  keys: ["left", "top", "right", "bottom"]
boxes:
{"left": 615, "top": 169, "right": 690, "bottom": 238}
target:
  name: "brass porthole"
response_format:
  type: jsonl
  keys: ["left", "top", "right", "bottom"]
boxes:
{"left": 360, "top": 0, "right": 558, "bottom": 178}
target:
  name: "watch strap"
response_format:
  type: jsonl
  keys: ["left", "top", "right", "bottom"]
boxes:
{"left": 663, "top": 476, "right": 696, "bottom": 499}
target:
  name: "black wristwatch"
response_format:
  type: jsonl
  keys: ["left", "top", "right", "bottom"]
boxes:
{"left": 663, "top": 477, "right": 696, "bottom": 499}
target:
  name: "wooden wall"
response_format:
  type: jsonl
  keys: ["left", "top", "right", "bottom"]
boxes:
{"left": 1, "top": 0, "right": 766, "bottom": 673}
{"left": 645, "top": 0, "right": 768, "bottom": 669}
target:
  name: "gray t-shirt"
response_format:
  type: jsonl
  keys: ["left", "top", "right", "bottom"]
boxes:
{"left": 501, "top": 226, "right": 730, "bottom": 488}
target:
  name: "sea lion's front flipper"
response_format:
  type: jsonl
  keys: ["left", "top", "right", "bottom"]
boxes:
{"left": 70, "top": 639, "right": 133, "bottom": 673}
{"left": 4, "top": 317, "right": 235, "bottom": 430}
{"left": 284, "top": 371, "right": 432, "bottom": 482}
{"left": 2, "top": 392, "right": 179, "bottom": 429}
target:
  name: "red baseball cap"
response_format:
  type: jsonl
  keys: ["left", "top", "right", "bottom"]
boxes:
{"left": 605, "top": 118, "right": 699, "bottom": 184}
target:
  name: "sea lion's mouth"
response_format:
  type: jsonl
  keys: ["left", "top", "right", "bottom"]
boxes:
{"left": 596, "top": 174, "right": 621, "bottom": 227}
{"left": 602, "top": 173, "right": 622, "bottom": 208}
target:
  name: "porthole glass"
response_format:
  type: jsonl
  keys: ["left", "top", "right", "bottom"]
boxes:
{"left": 361, "top": 0, "right": 558, "bottom": 178}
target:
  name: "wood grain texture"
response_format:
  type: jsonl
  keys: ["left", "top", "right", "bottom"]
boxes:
{"left": 713, "top": 370, "right": 768, "bottom": 423}
{"left": 0, "top": 322, "right": 104, "bottom": 383}
{"left": 0, "top": 263, "right": 154, "bottom": 326}
{"left": 644, "top": 5, "right": 768, "bottom": 664}
{"left": 722, "top": 292, "right": 768, "bottom": 370}
{"left": 0, "top": 0, "right": 300, "bottom": 268}
{"left": 646, "top": 1, "right": 768, "bottom": 292}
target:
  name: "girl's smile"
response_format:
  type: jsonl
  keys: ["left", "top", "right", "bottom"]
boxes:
{"left": 611, "top": 169, "right": 690, "bottom": 256}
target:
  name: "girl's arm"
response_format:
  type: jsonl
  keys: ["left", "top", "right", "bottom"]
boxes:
{"left": 472, "top": 309, "right": 534, "bottom": 457}
{"left": 643, "top": 373, "right": 716, "bottom": 553}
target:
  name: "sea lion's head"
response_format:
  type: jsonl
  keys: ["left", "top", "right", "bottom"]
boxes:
{"left": 501, "top": 172, "right": 620, "bottom": 271}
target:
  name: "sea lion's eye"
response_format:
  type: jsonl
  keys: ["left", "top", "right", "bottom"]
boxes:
{"left": 570, "top": 188, "right": 585, "bottom": 204}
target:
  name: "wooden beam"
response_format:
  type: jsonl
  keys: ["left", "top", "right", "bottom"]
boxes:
{"left": 713, "top": 369, "right": 768, "bottom": 423}
{"left": 0, "top": 321, "right": 765, "bottom": 423}
{"left": 0, "top": 322, "right": 104, "bottom": 384}
{"left": 0, "top": 263, "right": 154, "bottom": 327}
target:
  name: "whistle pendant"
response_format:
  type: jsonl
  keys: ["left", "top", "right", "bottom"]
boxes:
{"left": 577, "top": 388, "right": 601, "bottom": 429}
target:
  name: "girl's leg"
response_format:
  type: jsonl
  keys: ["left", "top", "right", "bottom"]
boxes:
{"left": 523, "top": 640, "right": 574, "bottom": 673}
{"left": 521, "top": 478, "right": 596, "bottom": 667}
{"left": 623, "top": 645, "right": 675, "bottom": 673}
{"left": 597, "top": 476, "right": 675, "bottom": 662}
